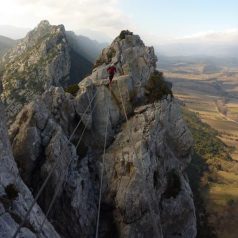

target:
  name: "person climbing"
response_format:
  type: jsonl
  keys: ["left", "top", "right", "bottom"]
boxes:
{"left": 107, "top": 64, "right": 117, "bottom": 85}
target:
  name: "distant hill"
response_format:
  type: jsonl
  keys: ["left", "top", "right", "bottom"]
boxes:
{"left": 0, "top": 35, "right": 16, "bottom": 56}
{"left": 76, "top": 28, "right": 112, "bottom": 43}
{"left": 0, "top": 25, "right": 30, "bottom": 39}
{"left": 157, "top": 43, "right": 238, "bottom": 59}
{"left": 66, "top": 31, "right": 108, "bottom": 63}
{"left": 156, "top": 30, "right": 238, "bottom": 59}
{"left": 157, "top": 54, "right": 238, "bottom": 70}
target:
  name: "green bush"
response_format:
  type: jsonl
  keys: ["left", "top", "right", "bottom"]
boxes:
{"left": 145, "top": 70, "right": 173, "bottom": 102}
{"left": 64, "top": 84, "right": 79, "bottom": 96}
{"left": 119, "top": 30, "right": 133, "bottom": 40}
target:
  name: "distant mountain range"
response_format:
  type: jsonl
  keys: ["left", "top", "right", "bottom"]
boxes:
{"left": 157, "top": 42, "right": 238, "bottom": 58}
{"left": 75, "top": 28, "right": 112, "bottom": 43}
{"left": 0, "top": 25, "right": 30, "bottom": 39}
{"left": 157, "top": 54, "right": 238, "bottom": 70}
{"left": 66, "top": 31, "right": 108, "bottom": 63}
{"left": 156, "top": 30, "right": 238, "bottom": 58}
{"left": 0, "top": 35, "right": 17, "bottom": 56}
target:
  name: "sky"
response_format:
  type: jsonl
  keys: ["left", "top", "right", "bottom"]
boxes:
{"left": 0, "top": 0, "right": 237, "bottom": 46}
{"left": 120, "top": 0, "right": 238, "bottom": 40}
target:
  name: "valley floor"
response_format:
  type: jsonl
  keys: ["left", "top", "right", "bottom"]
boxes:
{"left": 160, "top": 59, "right": 238, "bottom": 238}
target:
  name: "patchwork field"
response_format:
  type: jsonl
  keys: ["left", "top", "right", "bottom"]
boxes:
{"left": 160, "top": 59, "right": 238, "bottom": 160}
{"left": 159, "top": 57, "right": 238, "bottom": 238}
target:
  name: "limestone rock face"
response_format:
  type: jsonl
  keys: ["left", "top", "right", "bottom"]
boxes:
{"left": 102, "top": 101, "right": 195, "bottom": 237}
{"left": 9, "top": 89, "right": 98, "bottom": 237}
{"left": 93, "top": 32, "right": 157, "bottom": 102}
{"left": 0, "top": 101, "right": 60, "bottom": 238}
{"left": 3, "top": 31, "right": 197, "bottom": 237}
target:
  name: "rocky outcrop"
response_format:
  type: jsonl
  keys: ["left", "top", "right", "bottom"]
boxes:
{"left": 0, "top": 86, "right": 60, "bottom": 237}
{"left": 5, "top": 30, "right": 196, "bottom": 237}
{"left": 102, "top": 101, "right": 195, "bottom": 238}
{"left": 1, "top": 21, "right": 71, "bottom": 118}
{"left": 8, "top": 87, "right": 99, "bottom": 237}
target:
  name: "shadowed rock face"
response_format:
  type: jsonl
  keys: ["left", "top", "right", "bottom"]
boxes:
{"left": 2, "top": 30, "right": 196, "bottom": 237}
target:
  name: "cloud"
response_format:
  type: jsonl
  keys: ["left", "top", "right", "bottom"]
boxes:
{"left": 0, "top": 0, "right": 133, "bottom": 38}
{"left": 174, "top": 29, "right": 238, "bottom": 44}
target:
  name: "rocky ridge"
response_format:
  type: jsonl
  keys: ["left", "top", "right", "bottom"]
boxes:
{"left": 0, "top": 20, "right": 93, "bottom": 122}
{"left": 0, "top": 29, "right": 196, "bottom": 237}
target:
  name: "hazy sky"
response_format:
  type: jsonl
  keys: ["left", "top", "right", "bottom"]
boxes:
{"left": 0, "top": 0, "right": 237, "bottom": 44}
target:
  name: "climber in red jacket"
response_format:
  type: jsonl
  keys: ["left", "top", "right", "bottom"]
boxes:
{"left": 107, "top": 64, "right": 117, "bottom": 85}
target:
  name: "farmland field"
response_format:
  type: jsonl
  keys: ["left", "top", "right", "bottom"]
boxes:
{"left": 159, "top": 56, "right": 238, "bottom": 238}
{"left": 159, "top": 58, "right": 238, "bottom": 160}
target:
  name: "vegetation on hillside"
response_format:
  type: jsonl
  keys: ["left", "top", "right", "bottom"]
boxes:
{"left": 2, "top": 32, "right": 59, "bottom": 104}
{"left": 182, "top": 107, "right": 238, "bottom": 238}
{"left": 183, "top": 108, "right": 232, "bottom": 162}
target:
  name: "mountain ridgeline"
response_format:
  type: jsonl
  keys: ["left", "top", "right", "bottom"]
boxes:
{"left": 0, "top": 20, "right": 107, "bottom": 121}
{"left": 0, "top": 21, "right": 197, "bottom": 238}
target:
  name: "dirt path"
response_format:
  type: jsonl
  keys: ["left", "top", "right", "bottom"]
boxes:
{"left": 215, "top": 100, "right": 238, "bottom": 125}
